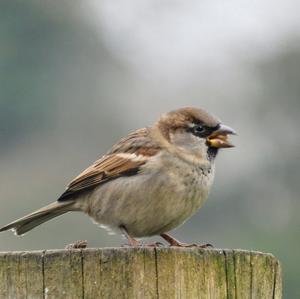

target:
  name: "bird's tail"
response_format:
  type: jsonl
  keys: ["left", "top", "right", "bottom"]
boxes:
{"left": 0, "top": 201, "right": 74, "bottom": 236}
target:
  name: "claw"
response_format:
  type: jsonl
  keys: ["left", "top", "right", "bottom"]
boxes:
{"left": 122, "top": 241, "right": 165, "bottom": 248}
{"left": 120, "top": 225, "right": 165, "bottom": 248}
{"left": 142, "top": 242, "right": 165, "bottom": 248}
{"left": 160, "top": 233, "right": 213, "bottom": 248}
{"left": 65, "top": 240, "right": 88, "bottom": 249}
{"left": 174, "top": 242, "right": 213, "bottom": 248}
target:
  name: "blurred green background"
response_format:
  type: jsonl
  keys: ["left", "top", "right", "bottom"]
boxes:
{"left": 0, "top": 1, "right": 299, "bottom": 297}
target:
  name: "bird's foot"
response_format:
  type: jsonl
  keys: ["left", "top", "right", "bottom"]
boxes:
{"left": 160, "top": 233, "right": 213, "bottom": 248}
{"left": 141, "top": 242, "right": 165, "bottom": 248}
{"left": 120, "top": 225, "right": 164, "bottom": 248}
{"left": 65, "top": 240, "right": 88, "bottom": 250}
{"left": 122, "top": 241, "right": 164, "bottom": 248}
{"left": 122, "top": 235, "right": 141, "bottom": 247}
{"left": 168, "top": 241, "right": 213, "bottom": 248}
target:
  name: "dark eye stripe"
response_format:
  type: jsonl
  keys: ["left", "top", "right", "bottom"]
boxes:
{"left": 187, "top": 124, "right": 220, "bottom": 138}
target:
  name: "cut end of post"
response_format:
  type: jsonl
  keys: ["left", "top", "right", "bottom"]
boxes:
{"left": 0, "top": 247, "right": 282, "bottom": 299}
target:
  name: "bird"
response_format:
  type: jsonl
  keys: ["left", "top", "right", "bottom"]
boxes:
{"left": 0, "top": 107, "right": 236, "bottom": 247}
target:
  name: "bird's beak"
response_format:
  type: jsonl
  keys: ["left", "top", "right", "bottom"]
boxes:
{"left": 207, "top": 124, "right": 237, "bottom": 148}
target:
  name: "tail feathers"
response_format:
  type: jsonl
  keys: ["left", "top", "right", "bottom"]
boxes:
{"left": 0, "top": 201, "right": 74, "bottom": 236}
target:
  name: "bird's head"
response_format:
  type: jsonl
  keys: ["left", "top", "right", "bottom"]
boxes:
{"left": 156, "top": 107, "right": 236, "bottom": 161}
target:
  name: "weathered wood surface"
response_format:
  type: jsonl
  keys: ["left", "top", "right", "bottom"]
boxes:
{"left": 0, "top": 248, "right": 282, "bottom": 299}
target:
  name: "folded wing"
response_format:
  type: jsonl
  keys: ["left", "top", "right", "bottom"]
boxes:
{"left": 58, "top": 128, "right": 160, "bottom": 201}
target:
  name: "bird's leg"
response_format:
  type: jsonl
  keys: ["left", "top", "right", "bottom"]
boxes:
{"left": 160, "top": 233, "right": 213, "bottom": 248}
{"left": 120, "top": 226, "right": 141, "bottom": 247}
{"left": 120, "top": 226, "right": 163, "bottom": 247}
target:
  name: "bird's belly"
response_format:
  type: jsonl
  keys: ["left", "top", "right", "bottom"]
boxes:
{"left": 78, "top": 166, "right": 214, "bottom": 237}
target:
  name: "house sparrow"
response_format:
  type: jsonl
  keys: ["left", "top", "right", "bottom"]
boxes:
{"left": 0, "top": 107, "right": 236, "bottom": 247}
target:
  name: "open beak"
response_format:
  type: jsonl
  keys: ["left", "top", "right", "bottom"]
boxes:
{"left": 207, "top": 124, "right": 237, "bottom": 148}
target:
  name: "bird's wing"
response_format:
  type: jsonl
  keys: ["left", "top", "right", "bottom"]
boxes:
{"left": 58, "top": 128, "right": 160, "bottom": 201}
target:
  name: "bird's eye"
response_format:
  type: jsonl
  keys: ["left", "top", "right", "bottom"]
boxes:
{"left": 193, "top": 124, "right": 205, "bottom": 135}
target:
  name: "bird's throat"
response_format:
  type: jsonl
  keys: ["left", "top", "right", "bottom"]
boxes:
{"left": 207, "top": 147, "right": 219, "bottom": 161}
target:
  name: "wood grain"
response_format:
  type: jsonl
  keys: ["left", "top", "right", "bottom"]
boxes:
{"left": 0, "top": 248, "right": 282, "bottom": 299}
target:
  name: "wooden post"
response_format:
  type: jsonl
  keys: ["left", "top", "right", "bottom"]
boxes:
{"left": 0, "top": 248, "right": 282, "bottom": 299}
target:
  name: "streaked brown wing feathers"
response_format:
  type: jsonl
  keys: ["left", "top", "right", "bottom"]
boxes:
{"left": 58, "top": 128, "right": 160, "bottom": 201}
{"left": 58, "top": 155, "right": 146, "bottom": 201}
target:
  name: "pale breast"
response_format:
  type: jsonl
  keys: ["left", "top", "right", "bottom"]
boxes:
{"left": 76, "top": 153, "right": 215, "bottom": 237}
{"left": 120, "top": 154, "right": 216, "bottom": 236}
{"left": 162, "top": 161, "right": 215, "bottom": 227}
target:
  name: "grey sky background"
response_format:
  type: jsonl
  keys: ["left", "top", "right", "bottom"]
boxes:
{"left": 0, "top": 1, "right": 299, "bottom": 296}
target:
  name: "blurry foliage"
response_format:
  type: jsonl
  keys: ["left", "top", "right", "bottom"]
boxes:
{"left": 254, "top": 45, "right": 300, "bottom": 296}
{"left": 0, "top": 1, "right": 128, "bottom": 151}
{"left": 0, "top": 2, "right": 59, "bottom": 147}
